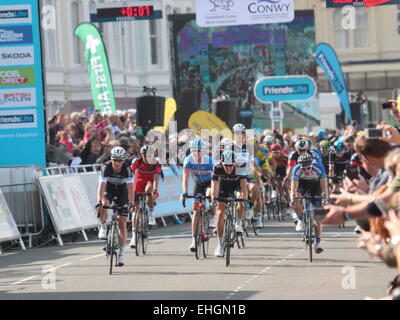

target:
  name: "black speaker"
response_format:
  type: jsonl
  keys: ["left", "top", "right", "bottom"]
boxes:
{"left": 136, "top": 96, "right": 165, "bottom": 128}
{"left": 350, "top": 102, "right": 362, "bottom": 126}
{"left": 236, "top": 109, "right": 253, "bottom": 129}
{"left": 215, "top": 100, "right": 236, "bottom": 128}
{"left": 175, "top": 88, "right": 199, "bottom": 132}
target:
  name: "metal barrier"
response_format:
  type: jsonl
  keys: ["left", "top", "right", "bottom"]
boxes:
{"left": 0, "top": 182, "right": 44, "bottom": 248}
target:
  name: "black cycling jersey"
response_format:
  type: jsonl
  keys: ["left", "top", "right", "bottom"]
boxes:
{"left": 329, "top": 151, "right": 351, "bottom": 176}
{"left": 100, "top": 161, "right": 134, "bottom": 186}
{"left": 212, "top": 161, "right": 247, "bottom": 182}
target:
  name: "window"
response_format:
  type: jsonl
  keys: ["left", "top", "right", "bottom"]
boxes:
{"left": 42, "top": 0, "right": 59, "bottom": 67}
{"left": 149, "top": 20, "right": 159, "bottom": 65}
{"left": 333, "top": 9, "right": 349, "bottom": 49}
{"left": 354, "top": 8, "right": 368, "bottom": 48}
{"left": 71, "top": 2, "right": 82, "bottom": 65}
{"left": 333, "top": 7, "right": 368, "bottom": 50}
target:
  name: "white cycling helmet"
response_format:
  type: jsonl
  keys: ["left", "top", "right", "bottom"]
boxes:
{"left": 220, "top": 138, "right": 233, "bottom": 149}
{"left": 221, "top": 150, "right": 235, "bottom": 165}
{"left": 263, "top": 135, "right": 275, "bottom": 145}
{"left": 233, "top": 123, "right": 246, "bottom": 133}
{"left": 295, "top": 139, "right": 310, "bottom": 151}
{"left": 110, "top": 146, "right": 126, "bottom": 159}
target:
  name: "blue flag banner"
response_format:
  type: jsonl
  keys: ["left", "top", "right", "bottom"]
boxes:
{"left": 315, "top": 42, "right": 352, "bottom": 121}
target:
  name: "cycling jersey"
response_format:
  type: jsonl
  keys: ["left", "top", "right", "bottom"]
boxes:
{"left": 183, "top": 154, "right": 213, "bottom": 183}
{"left": 213, "top": 161, "right": 247, "bottom": 200}
{"left": 99, "top": 161, "right": 133, "bottom": 216}
{"left": 292, "top": 162, "right": 327, "bottom": 183}
{"left": 255, "top": 145, "right": 273, "bottom": 174}
{"left": 100, "top": 161, "right": 134, "bottom": 186}
{"left": 292, "top": 162, "right": 326, "bottom": 205}
{"left": 288, "top": 147, "right": 324, "bottom": 168}
{"left": 270, "top": 152, "right": 288, "bottom": 177}
{"left": 329, "top": 151, "right": 351, "bottom": 177}
{"left": 131, "top": 157, "right": 162, "bottom": 194}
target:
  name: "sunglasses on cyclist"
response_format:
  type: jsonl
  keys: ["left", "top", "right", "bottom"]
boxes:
{"left": 301, "top": 166, "right": 312, "bottom": 171}
{"left": 112, "top": 159, "right": 124, "bottom": 163}
{"left": 223, "top": 164, "right": 235, "bottom": 168}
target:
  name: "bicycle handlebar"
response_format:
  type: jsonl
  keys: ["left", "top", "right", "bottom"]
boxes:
{"left": 215, "top": 197, "right": 247, "bottom": 203}
{"left": 186, "top": 195, "right": 211, "bottom": 200}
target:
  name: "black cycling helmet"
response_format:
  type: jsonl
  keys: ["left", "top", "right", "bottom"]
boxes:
{"left": 298, "top": 153, "right": 313, "bottom": 167}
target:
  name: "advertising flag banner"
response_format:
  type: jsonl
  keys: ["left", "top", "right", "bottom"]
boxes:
{"left": 0, "top": 0, "right": 45, "bottom": 167}
{"left": 154, "top": 98, "right": 177, "bottom": 133}
{"left": 315, "top": 42, "right": 352, "bottom": 121}
{"left": 75, "top": 23, "right": 116, "bottom": 114}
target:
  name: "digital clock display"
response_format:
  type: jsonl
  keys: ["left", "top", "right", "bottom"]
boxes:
{"left": 97, "top": 6, "right": 154, "bottom": 18}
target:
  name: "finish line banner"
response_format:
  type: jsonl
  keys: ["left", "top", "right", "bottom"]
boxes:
{"left": 325, "top": 0, "right": 399, "bottom": 7}
{"left": 0, "top": 0, "right": 46, "bottom": 167}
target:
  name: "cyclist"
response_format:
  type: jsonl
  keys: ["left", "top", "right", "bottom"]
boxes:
{"left": 246, "top": 137, "right": 264, "bottom": 227}
{"left": 270, "top": 143, "right": 289, "bottom": 204}
{"left": 329, "top": 140, "right": 351, "bottom": 193}
{"left": 129, "top": 145, "right": 162, "bottom": 248}
{"left": 290, "top": 153, "right": 329, "bottom": 254}
{"left": 232, "top": 123, "right": 248, "bottom": 153}
{"left": 319, "top": 140, "right": 331, "bottom": 175}
{"left": 97, "top": 146, "right": 134, "bottom": 267}
{"left": 211, "top": 150, "right": 248, "bottom": 257}
{"left": 180, "top": 139, "right": 214, "bottom": 252}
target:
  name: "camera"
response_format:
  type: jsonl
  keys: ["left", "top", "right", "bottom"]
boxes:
{"left": 314, "top": 208, "right": 329, "bottom": 221}
{"left": 382, "top": 102, "right": 393, "bottom": 110}
{"left": 364, "top": 128, "right": 389, "bottom": 139}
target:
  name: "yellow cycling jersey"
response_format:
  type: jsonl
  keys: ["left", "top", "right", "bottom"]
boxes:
{"left": 254, "top": 144, "right": 273, "bottom": 174}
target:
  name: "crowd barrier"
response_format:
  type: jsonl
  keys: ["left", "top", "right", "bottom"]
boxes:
{"left": 34, "top": 164, "right": 193, "bottom": 246}
{"left": 0, "top": 189, "right": 26, "bottom": 253}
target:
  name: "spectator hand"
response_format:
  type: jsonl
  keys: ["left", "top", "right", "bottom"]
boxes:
{"left": 384, "top": 209, "right": 400, "bottom": 238}
{"left": 378, "top": 125, "right": 400, "bottom": 146}
{"left": 320, "top": 205, "right": 345, "bottom": 225}
{"left": 330, "top": 188, "right": 352, "bottom": 206}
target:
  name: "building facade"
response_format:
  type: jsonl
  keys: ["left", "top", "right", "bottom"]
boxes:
{"left": 42, "top": 0, "right": 400, "bottom": 124}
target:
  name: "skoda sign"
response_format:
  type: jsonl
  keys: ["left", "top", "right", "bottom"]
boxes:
{"left": 254, "top": 75, "right": 317, "bottom": 103}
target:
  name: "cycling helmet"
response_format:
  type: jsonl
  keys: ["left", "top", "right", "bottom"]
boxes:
{"left": 221, "top": 150, "right": 235, "bottom": 165}
{"left": 295, "top": 139, "right": 310, "bottom": 151}
{"left": 247, "top": 136, "right": 258, "bottom": 146}
{"left": 189, "top": 139, "right": 206, "bottom": 150}
{"left": 263, "top": 135, "right": 275, "bottom": 145}
{"left": 233, "top": 123, "right": 246, "bottom": 133}
{"left": 140, "top": 145, "right": 151, "bottom": 155}
{"left": 298, "top": 153, "right": 313, "bottom": 167}
{"left": 220, "top": 138, "right": 233, "bottom": 149}
{"left": 270, "top": 144, "right": 282, "bottom": 152}
{"left": 334, "top": 140, "right": 345, "bottom": 153}
{"left": 319, "top": 140, "right": 330, "bottom": 150}
{"left": 110, "top": 146, "right": 126, "bottom": 159}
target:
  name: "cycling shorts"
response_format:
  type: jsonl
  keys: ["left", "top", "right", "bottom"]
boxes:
{"left": 218, "top": 180, "right": 242, "bottom": 201}
{"left": 134, "top": 178, "right": 153, "bottom": 194}
{"left": 296, "top": 181, "right": 322, "bottom": 206}
{"left": 193, "top": 180, "right": 211, "bottom": 201}
{"left": 104, "top": 185, "right": 129, "bottom": 217}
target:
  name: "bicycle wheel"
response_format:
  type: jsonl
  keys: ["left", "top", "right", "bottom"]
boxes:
{"left": 223, "top": 215, "right": 232, "bottom": 267}
{"left": 142, "top": 210, "right": 149, "bottom": 255}
{"left": 194, "top": 212, "right": 202, "bottom": 260}
{"left": 109, "top": 223, "right": 117, "bottom": 275}
{"left": 308, "top": 215, "right": 313, "bottom": 263}
{"left": 202, "top": 211, "right": 210, "bottom": 259}
{"left": 135, "top": 210, "right": 142, "bottom": 256}
{"left": 251, "top": 217, "right": 258, "bottom": 236}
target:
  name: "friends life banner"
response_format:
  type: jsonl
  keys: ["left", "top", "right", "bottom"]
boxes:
{"left": 325, "top": 0, "right": 399, "bottom": 7}
{"left": 0, "top": 0, "right": 46, "bottom": 167}
{"left": 315, "top": 42, "right": 352, "bottom": 121}
{"left": 75, "top": 23, "right": 116, "bottom": 114}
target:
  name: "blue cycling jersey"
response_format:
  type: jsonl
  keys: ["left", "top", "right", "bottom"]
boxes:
{"left": 292, "top": 162, "right": 327, "bottom": 182}
{"left": 183, "top": 154, "right": 213, "bottom": 183}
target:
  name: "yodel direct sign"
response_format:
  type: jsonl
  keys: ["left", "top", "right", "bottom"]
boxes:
{"left": 75, "top": 23, "right": 116, "bottom": 114}
{"left": 254, "top": 75, "right": 317, "bottom": 103}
